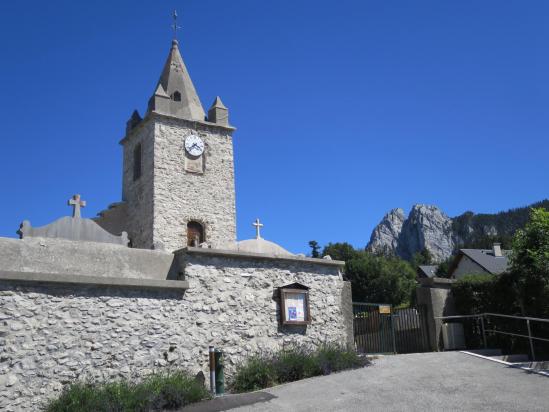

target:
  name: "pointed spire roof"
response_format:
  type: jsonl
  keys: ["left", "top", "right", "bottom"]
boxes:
{"left": 209, "top": 96, "right": 227, "bottom": 110}
{"left": 149, "top": 40, "right": 205, "bottom": 121}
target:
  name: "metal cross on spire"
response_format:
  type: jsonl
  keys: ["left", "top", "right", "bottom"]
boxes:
{"left": 171, "top": 10, "right": 181, "bottom": 40}
{"left": 253, "top": 218, "right": 264, "bottom": 239}
{"left": 68, "top": 194, "right": 86, "bottom": 218}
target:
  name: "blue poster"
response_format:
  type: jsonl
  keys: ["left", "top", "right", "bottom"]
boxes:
{"left": 288, "top": 307, "right": 297, "bottom": 320}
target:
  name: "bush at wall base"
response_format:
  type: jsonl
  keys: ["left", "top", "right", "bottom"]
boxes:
{"left": 45, "top": 370, "right": 211, "bottom": 412}
{"left": 230, "top": 343, "right": 370, "bottom": 393}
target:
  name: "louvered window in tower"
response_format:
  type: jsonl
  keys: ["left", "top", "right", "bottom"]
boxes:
{"left": 172, "top": 91, "right": 181, "bottom": 102}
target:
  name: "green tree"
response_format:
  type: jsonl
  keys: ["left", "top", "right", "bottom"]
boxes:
{"left": 322, "top": 242, "right": 361, "bottom": 262}
{"left": 435, "top": 255, "right": 455, "bottom": 278}
{"left": 308, "top": 241, "right": 321, "bottom": 258}
{"left": 345, "top": 253, "right": 416, "bottom": 306}
{"left": 411, "top": 248, "right": 433, "bottom": 269}
{"left": 510, "top": 208, "right": 549, "bottom": 316}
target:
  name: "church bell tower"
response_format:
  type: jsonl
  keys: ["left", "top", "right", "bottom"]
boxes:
{"left": 118, "top": 33, "right": 237, "bottom": 252}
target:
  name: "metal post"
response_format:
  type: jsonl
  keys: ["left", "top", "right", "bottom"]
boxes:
{"left": 214, "top": 349, "right": 225, "bottom": 396}
{"left": 209, "top": 346, "right": 216, "bottom": 395}
{"left": 480, "top": 315, "right": 487, "bottom": 348}
{"left": 390, "top": 308, "right": 397, "bottom": 354}
{"left": 526, "top": 319, "right": 536, "bottom": 361}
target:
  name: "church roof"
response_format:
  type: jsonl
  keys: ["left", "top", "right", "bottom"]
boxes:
{"left": 148, "top": 39, "right": 205, "bottom": 121}
{"left": 231, "top": 238, "right": 294, "bottom": 256}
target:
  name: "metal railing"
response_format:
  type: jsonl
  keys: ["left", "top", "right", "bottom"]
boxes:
{"left": 435, "top": 313, "right": 549, "bottom": 361}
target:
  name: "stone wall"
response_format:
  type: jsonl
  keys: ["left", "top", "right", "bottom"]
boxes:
{"left": 0, "top": 250, "right": 350, "bottom": 411}
{"left": 152, "top": 116, "right": 237, "bottom": 251}
{"left": 121, "top": 118, "right": 156, "bottom": 249}
{"left": 416, "top": 277, "right": 457, "bottom": 351}
{"left": 0, "top": 237, "right": 174, "bottom": 281}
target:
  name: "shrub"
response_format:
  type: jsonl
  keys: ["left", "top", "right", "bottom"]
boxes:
{"left": 230, "top": 344, "right": 367, "bottom": 393}
{"left": 272, "top": 347, "right": 321, "bottom": 383}
{"left": 229, "top": 355, "right": 277, "bottom": 393}
{"left": 315, "top": 343, "right": 365, "bottom": 375}
{"left": 45, "top": 370, "right": 210, "bottom": 412}
{"left": 452, "top": 273, "right": 520, "bottom": 316}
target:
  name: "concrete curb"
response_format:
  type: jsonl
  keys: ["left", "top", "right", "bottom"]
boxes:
{"left": 460, "top": 350, "right": 549, "bottom": 377}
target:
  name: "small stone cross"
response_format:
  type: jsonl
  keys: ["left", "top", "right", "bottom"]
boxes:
{"left": 68, "top": 194, "right": 86, "bottom": 218}
{"left": 253, "top": 218, "right": 264, "bottom": 239}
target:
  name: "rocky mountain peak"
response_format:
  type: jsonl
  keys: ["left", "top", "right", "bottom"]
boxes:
{"left": 367, "top": 208, "right": 405, "bottom": 255}
{"left": 397, "top": 205, "right": 454, "bottom": 262}
{"left": 367, "top": 204, "right": 454, "bottom": 263}
{"left": 366, "top": 200, "right": 548, "bottom": 263}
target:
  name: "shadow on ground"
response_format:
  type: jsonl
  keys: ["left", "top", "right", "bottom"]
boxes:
{"left": 182, "top": 391, "right": 276, "bottom": 412}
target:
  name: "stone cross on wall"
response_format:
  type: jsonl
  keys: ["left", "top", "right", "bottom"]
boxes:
{"left": 68, "top": 194, "right": 86, "bottom": 218}
{"left": 253, "top": 218, "right": 264, "bottom": 239}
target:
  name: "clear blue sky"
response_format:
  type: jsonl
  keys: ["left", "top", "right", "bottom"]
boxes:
{"left": 0, "top": 1, "right": 547, "bottom": 254}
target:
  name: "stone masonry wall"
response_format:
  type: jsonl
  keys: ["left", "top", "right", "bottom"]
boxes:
{"left": 153, "top": 116, "right": 237, "bottom": 251}
{"left": 0, "top": 254, "right": 349, "bottom": 411}
{"left": 121, "top": 119, "right": 155, "bottom": 249}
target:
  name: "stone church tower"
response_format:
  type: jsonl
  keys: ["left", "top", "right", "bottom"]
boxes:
{"left": 97, "top": 39, "right": 236, "bottom": 252}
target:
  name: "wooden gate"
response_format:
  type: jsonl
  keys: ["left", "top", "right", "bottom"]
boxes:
{"left": 353, "top": 303, "right": 431, "bottom": 354}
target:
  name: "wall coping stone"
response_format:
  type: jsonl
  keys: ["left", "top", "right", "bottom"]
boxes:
{"left": 418, "top": 276, "right": 456, "bottom": 288}
{"left": 0, "top": 270, "right": 189, "bottom": 291}
{"left": 181, "top": 246, "right": 345, "bottom": 267}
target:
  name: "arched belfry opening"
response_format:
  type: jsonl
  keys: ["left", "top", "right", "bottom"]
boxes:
{"left": 187, "top": 221, "right": 204, "bottom": 246}
{"left": 172, "top": 91, "right": 182, "bottom": 102}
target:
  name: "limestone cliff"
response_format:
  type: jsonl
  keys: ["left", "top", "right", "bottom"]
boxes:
{"left": 367, "top": 205, "right": 453, "bottom": 262}
{"left": 367, "top": 200, "right": 549, "bottom": 263}
{"left": 367, "top": 208, "right": 405, "bottom": 255}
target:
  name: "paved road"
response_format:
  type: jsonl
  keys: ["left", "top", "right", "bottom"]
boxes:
{"left": 185, "top": 352, "right": 549, "bottom": 412}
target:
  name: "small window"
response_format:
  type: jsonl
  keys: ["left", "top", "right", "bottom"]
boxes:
{"left": 133, "top": 143, "right": 142, "bottom": 181}
{"left": 172, "top": 91, "right": 182, "bottom": 102}
{"left": 187, "top": 221, "right": 205, "bottom": 246}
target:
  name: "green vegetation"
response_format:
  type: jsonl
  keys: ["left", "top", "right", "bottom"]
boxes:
{"left": 509, "top": 207, "right": 549, "bottom": 317}
{"left": 322, "top": 242, "right": 361, "bottom": 262}
{"left": 435, "top": 255, "right": 454, "bottom": 278}
{"left": 308, "top": 240, "right": 321, "bottom": 258}
{"left": 319, "top": 242, "right": 416, "bottom": 306}
{"left": 345, "top": 253, "right": 416, "bottom": 306}
{"left": 452, "top": 199, "right": 549, "bottom": 250}
{"left": 411, "top": 248, "right": 433, "bottom": 268}
{"left": 45, "top": 370, "right": 210, "bottom": 412}
{"left": 452, "top": 273, "right": 519, "bottom": 315}
{"left": 230, "top": 344, "right": 368, "bottom": 393}
{"left": 452, "top": 208, "right": 549, "bottom": 318}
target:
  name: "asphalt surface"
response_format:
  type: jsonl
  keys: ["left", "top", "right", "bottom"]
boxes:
{"left": 184, "top": 352, "right": 549, "bottom": 412}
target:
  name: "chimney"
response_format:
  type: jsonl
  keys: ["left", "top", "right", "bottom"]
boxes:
{"left": 492, "top": 243, "right": 503, "bottom": 257}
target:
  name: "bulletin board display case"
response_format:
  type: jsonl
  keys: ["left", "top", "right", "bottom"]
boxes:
{"left": 279, "top": 285, "right": 311, "bottom": 325}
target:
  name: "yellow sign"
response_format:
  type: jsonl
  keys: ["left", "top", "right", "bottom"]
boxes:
{"left": 379, "top": 305, "right": 391, "bottom": 314}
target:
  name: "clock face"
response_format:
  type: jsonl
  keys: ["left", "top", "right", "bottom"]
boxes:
{"left": 185, "top": 135, "right": 204, "bottom": 157}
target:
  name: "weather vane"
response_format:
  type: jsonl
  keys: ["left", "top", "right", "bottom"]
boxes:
{"left": 172, "top": 10, "right": 181, "bottom": 40}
